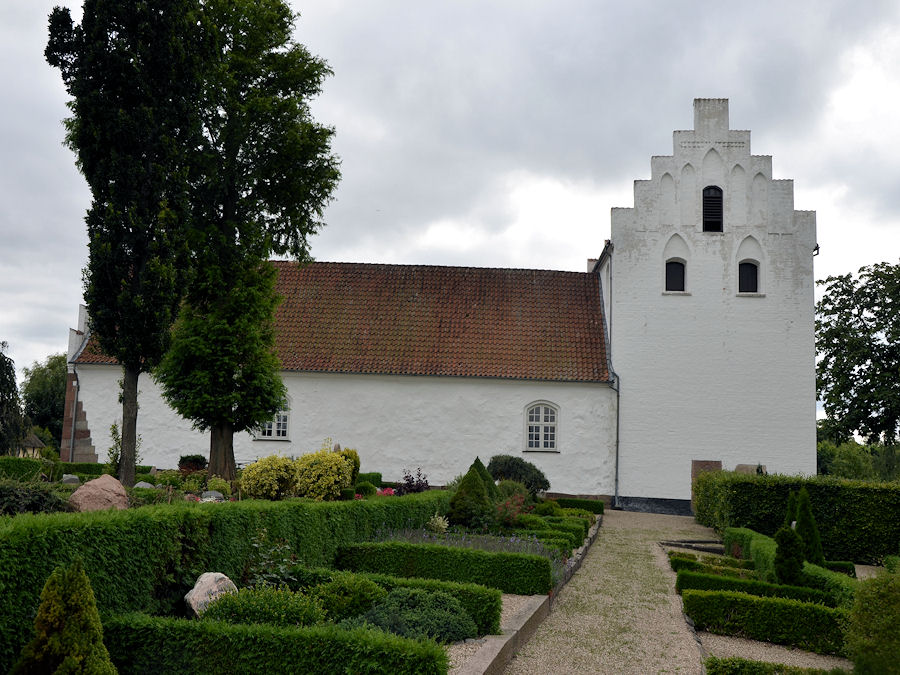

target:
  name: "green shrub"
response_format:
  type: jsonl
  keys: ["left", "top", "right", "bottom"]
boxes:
{"left": 295, "top": 450, "right": 353, "bottom": 501}
{"left": 544, "top": 515, "right": 590, "bottom": 540}
{"left": 560, "top": 507, "right": 596, "bottom": 525}
{"left": 530, "top": 535, "right": 572, "bottom": 557}
{"left": 11, "top": 558, "right": 116, "bottom": 674}
{"left": 486, "top": 455, "right": 549, "bottom": 495}
{"left": 775, "top": 527, "right": 806, "bottom": 586}
{"left": 470, "top": 456, "right": 500, "bottom": 501}
{"left": 796, "top": 487, "right": 826, "bottom": 566}
{"left": 103, "top": 612, "right": 449, "bottom": 674}
{"left": 351, "top": 587, "right": 477, "bottom": 644}
{"left": 846, "top": 573, "right": 900, "bottom": 674}
{"left": 533, "top": 499, "right": 563, "bottom": 517}
{"left": 338, "top": 448, "right": 360, "bottom": 486}
{"left": 202, "top": 586, "right": 324, "bottom": 627}
{"left": 783, "top": 490, "right": 798, "bottom": 528}
{"left": 0, "top": 457, "right": 43, "bottom": 481}
{"left": 823, "top": 560, "right": 856, "bottom": 577}
{"left": 667, "top": 554, "right": 754, "bottom": 579}
{"left": 884, "top": 555, "right": 900, "bottom": 574}
{"left": 724, "top": 528, "right": 778, "bottom": 582}
{"left": 206, "top": 476, "right": 231, "bottom": 497}
{"left": 705, "top": 655, "right": 847, "bottom": 674}
{"left": 681, "top": 589, "right": 849, "bottom": 655}
{"left": 675, "top": 570, "right": 836, "bottom": 606}
{"left": 496, "top": 480, "right": 530, "bottom": 501}
{"left": 555, "top": 497, "right": 604, "bottom": 514}
{"left": 312, "top": 575, "right": 387, "bottom": 622}
{"left": 801, "top": 563, "right": 858, "bottom": 609}
{"left": 447, "top": 466, "right": 492, "bottom": 527}
{"left": 240, "top": 455, "right": 298, "bottom": 500}
{"left": 179, "top": 454, "right": 208, "bottom": 474}
{"left": 0, "top": 479, "right": 72, "bottom": 516}
{"left": 339, "top": 487, "right": 356, "bottom": 501}
{"left": 356, "top": 472, "right": 382, "bottom": 488}
{"left": 514, "top": 513, "right": 550, "bottom": 531}
{"left": 355, "top": 481, "right": 377, "bottom": 497}
{"left": 154, "top": 470, "right": 183, "bottom": 488}
{"left": 335, "top": 541, "right": 553, "bottom": 595}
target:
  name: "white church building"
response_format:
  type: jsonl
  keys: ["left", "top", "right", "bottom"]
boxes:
{"left": 61, "top": 99, "right": 817, "bottom": 513}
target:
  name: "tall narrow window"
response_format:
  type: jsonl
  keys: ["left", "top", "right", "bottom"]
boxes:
{"left": 739, "top": 261, "right": 759, "bottom": 293}
{"left": 260, "top": 411, "right": 289, "bottom": 439}
{"left": 702, "top": 185, "right": 723, "bottom": 232}
{"left": 526, "top": 403, "right": 557, "bottom": 450}
{"left": 665, "top": 259, "right": 686, "bottom": 292}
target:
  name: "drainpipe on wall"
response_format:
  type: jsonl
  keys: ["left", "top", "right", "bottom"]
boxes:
{"left": 612, "top": 372, "right": 621, "bottom": 510}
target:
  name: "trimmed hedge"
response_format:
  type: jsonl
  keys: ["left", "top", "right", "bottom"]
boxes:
{"left": 335, "top": 541, "right": 552, "bottom": 595}
{"left": 675, "top": 570, "right": 837, "bottom": 606}
{"left": 0, "top": 457, "right": 43, "bottom": 481}
{"left": 0, "top": 491, "right": 450, "bottom": 672}
{"left": 103, "top": 613, "right": 448, "bottom": 674}
{"left": 705, "top": 656, "right": 847, "bottom": 674}
{"left": 58, "top": 462, "right": 154, "bottom": 476}
{"left": 801, "top": 562, "right": 857, "bottom": 609}
{"left": 682, "top": 589, "right": 849, "bottom": 656}
{"left": 543, "top": 515, "right": 590, "bottom": 540}
{"left": 668, "top": 555, "right": 756, "bottom": 579}
{"left": 356, "top": 472, "right": 382, "bottom": 488}
{"left": 695, "top": 471, "right": 900, "bottom": 562}
{"left": 554, "top": 497, "right": 604, "bottom": 514}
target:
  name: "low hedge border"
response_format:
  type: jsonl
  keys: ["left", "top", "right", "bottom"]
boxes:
{"left": 356, "top": 472, "right": 382, "bottom": 488}
{"left": 704, "top": 655, "right": 847, "bottom": 674}
{"left": 668, "top": 554, "right": 754, "bottom": 579}
{"left": 554, "top": 497, "right": 604, "bottom": 514}
{"left": 103, "top": 612, "right": 448, "bottom": 674}
{"left": 288, "top": 567, "right": 502, "bottom": 634}
{"left": 543, "top": 515, "right": 590, "bottom": 540}
{"left": 0, "top": 457, "right": 43, "bottom": 481}
{"left": 682, "top": 589, "right": 849, "bottom": 656}
{"left": 0, "top": 491, "right": 450, "bottom": 672}
{"left": 800, "top": 563, "right": 857, "bottom": 609}
{"left": 675, "top": 570, "right": 836, "bottom": 606}
{"left": 334, "top": 541, "right": 553, "bottom": 595}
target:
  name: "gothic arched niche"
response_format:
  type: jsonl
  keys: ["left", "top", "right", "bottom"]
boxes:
{"left": 659, "top": 172, "right": 676, "bottom": 226}
{"left": 702, "top": 147, "right": 724, "bottom": 183}
{"left": 729, "top": 164, "right": 747, "bottom": 226}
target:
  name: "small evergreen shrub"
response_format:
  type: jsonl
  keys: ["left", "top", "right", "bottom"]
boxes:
{"left": 823, "top": 560, "right": 856, "bottom": 577}
{"left": 338, "top": 448, "right": 361, "bottom": 485}
{"left": 202, "top": 586, "right": 324, "bottom": 628}
{"left": 154, "top": 469, "right": 183, "bottom": 488}
{"left": 12, "top": 558, "right": 116, "bottom": 674}
{"left": 555, "top": 497, "right": 604, "bottom": 514}
{"left": 496, "top": 479, "right": 530, "bottom": 501}
{"left": 295, "top": 449, "right": 353, "bottom": 501}
{"left": 447, "top": 466, "right": 492, "bottom": 527}
{"left": 471, "top": 456, "right": 500, "bottom": 501}
{"left": 340, "top": 487, "right": 356, "bottom": 501}
{"left": 533, "top": 499, "right": 563, "bottom": 517}
{"left": 206, "top": 476, "right": 231, "bottom": 497}
{"left": 425, "top": 513, "right": 449, "bottom": 534}
{"left": 783, "top": 490, "right": 798, "bottom": 528}
{"left": 795, "top": 487, "right": 826, "bottom": 566}
{"left": 884, "top": 555, "right": 900, "bottom": 574}
{"left": 356, "top": 472, "right": 382, "bottom": 488}
{"left": 0, "top": 479, "right": 72, "bottom": 516}
{"left": 312, "top": 575, "right": 387, "bottom": 622}
{"left": 178, "top": 454, "right": 207, "bottom": 474}
{"left": 486, "top": 455, "right": 550, "bottom": 495}
{"left": 355, "top": 481, "right": 377, "bottom": 497}
{"left": 351, "top": 587, "right": 477, "bottom": 643}
{"left": 239, "top": 455, "right": 298, "bottom": 500}
{"left": 775, "top": 527, "right": 806, "bottom": 586}
{"left": 846, "top": 572, "right": 900, "bottom": 673}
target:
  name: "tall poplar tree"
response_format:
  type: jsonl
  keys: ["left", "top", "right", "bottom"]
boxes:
{"left": 154, "top": 0, "right": 340, "bottom": 480}
{"left": 46, "top": 0, "right": 202, "bottom": 485}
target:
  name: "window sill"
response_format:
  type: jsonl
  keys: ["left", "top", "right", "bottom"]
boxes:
{"left": 253, "top": 437, "right": 291, "bottom": 442}
{"left": 662, "top": 291, "right": 691, "bottom": 296}
{"left": 736, "top": 292, "right": 765, "bottom": 298}
{"left": 523, "top": 449, "right": 561, "bottom": 454}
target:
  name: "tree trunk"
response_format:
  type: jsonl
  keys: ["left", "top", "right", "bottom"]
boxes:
{"left": 209, "top": 421, "right": 236, "bottom": 482}
{"left": 118, "top": 365, "right": 139, "bottom": 487}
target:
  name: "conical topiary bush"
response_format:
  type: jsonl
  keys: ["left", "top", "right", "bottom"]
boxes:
{"left": 783, "top": 490, "right": 798, "bottom": 529}
{"left": 471, "top": 456, "right": 500, "bottom": 501}
{"left": 774, "top": 526, "right": 805, "bottom": 586}
{"left": 12, "top": 557, "right": 117, "bottom": 674}
{"left": 448, "top": 465, "right": 492, "bottom": 527}
{"left": 795, "top": 486, "right": 826, "bottom": 566}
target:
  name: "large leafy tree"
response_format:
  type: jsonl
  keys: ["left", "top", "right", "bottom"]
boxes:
{"left": 0, "top": 342, "right": 25, "bottom": 455}
{"left": 46, "top": 0, "right": 203, "bottom": 485}
{"left": 154, "top": 0, "right": 340, "bottom": 480}
{"left": 20, "top": 353, "right": 67, "bottom": 447}
{"left": 816, "top": 261, "right": 900, "bottom": 444}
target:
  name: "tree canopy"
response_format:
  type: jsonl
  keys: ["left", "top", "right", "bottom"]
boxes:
{"left": 0, "top": 342, "right": 25, "bottom": 455}
{"left": 20, "top": 353, "right": 67, "bottom": 447}
{"left": 816, "top": 260, "right": 900, "bottom": 444}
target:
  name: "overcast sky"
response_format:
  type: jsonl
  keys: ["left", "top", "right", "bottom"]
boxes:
{"left": 3, "top": 1, "right": 900, "bottom": 383}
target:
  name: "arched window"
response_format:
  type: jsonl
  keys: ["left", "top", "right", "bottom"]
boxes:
{"left": 739, "top": 261, "right": 759, "bottom": 293}
{"left": 526, "top": 402, "right": 558, "bottom": 451}
{"left": 702, "top": 185, "right": 723, "bottom": 232}
{"left": 665, "top": 259, "right": 686, "bottom": 292}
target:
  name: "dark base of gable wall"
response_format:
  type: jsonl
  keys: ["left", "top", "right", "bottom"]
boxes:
{"left": 614, "top": 496, "right": 693, "bottom": 516}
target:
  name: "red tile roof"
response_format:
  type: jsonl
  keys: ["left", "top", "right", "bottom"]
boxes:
{"left": 77, "top": 261, "right": 611, "bottom": 382}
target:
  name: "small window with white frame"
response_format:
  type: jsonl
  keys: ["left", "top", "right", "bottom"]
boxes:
{"left": 258, "top": 410, "right": 289, "bottom": 440}
{"left": 525, "top": 402, "right": 558, "bottom": 451}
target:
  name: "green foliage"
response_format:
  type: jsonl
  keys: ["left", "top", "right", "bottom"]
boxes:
{"left": 356, "top": 472, "right": 382, "bottom": 488}
{"left": 816, "top": 261, "right": 900, "bottom": 444}
{"left": 206, "top": 476, "right": 231, "bottom": 497}
{"left": 533, "top": 499, "right": 563, "bottom": 517}
{"left": 884, "top": 555, "right": 900, "bottom": 574}
{"left": 355, "top": 481, "right": 377, "bottom": 497}
{"left": 351, "top": 587, "right": 477, "bottom": 644}
{"left": 103, "top": 612, "right": 449, "bottom": 674}
{"left": 795, "top": 487, "right": 826, "bottom": 566}
{"left": 682, "top": 589, "right": 849, "bottom": 655}
{"left": 179, "top": 455, "right": 208, "bottom": 473}
{"left": 554, "top": 497, "right": 605, "bottom": 514}
{"left": 0, "top": 479, "right": 72, "bottom": 516}
{"left": 312, "top": 575, "right": 387, "bottom": 622}
{"left": 496, "top": 480, "right": 530, "bottom": 501}
{"left": 0, "top": 456, "right": 43, "bottom": 481}
{"left": 667, "top": 554, "right": 755, "bottom": 579}
{"left": 12, "top": 558, "right": 116, "bottom": 674}
{"left": 775, "top": 527, "right": 806, "bottom": 586}
{"left": 243, "top": 527, "right": 298, "bottom": 589}
{"left": 0, "top": 342, "right": 25, "bottom": 456}
{"left": 447, "top": 466, "right": 492, "bottom": 527}
{"left": 784, "top": 490, "right": 798, "bottom": 528}
{"left": 295, "top": 449, "right": 353, "bottom": 501}
{"left": 695, "top": 470, "right": 900, "bottom": 562}
{"left": 705, "top": 655, "right": 847, "bottom": 674}
{"left": 335, "top": 541, "right": 552, "bottom": 595}
{"left": 20, "top": 353, "right": 67, "bottom": 448}
{"left": 846, "top": 573, "right": 900, "bottom": 674}
{"left": 239, "top": 455, "right": 297, "bottom": 500}
{"left": 801, "top": 563, "right": 859, "bottom": 609}
{"left": 495, "top": 493, "right": 531, "bottom": 527}
{"left": 338, "top": 449, "right": 360, "bottom": 485}
{"left": 486, "top": 455, "right": 550, "bottom": 495}
{"left": 105, "top": 423, "right": 143, "bottom": 480}
{"left": 823, "top": 560, "right": 856, "bottom": 577}
{"left": 470, "top": 456, "right": 500, "bottom": 501}
{"left": 202, "top": 586, "right": 324, "bottom": 628}
{"left": 675, "top": 569, "right": 836, "bottom": 606}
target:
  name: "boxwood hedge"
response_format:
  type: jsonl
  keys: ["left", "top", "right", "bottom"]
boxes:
{"left": 675, "top": 570, "right": 836, "bottom": 606}
{"left": 0, "top": 491, "right": 449, "bottom": 672}
{"left": 103, "top": 613, "right": 448, "bottom": 674}
{"left": 335, "top": 541, "right": 553, "bottom": 595}
{"left": 704, "top": 656, "right": 846, "bottom": 674}
{"left": 554, "top": 497, "right": 604, "bottom": 514}
{"left": 695, "top": 471, "right": 900, "bottom": 562}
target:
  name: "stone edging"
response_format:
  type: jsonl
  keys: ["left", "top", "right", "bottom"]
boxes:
{"left": 456, "top": 514, "right": 604, "bottom": 674}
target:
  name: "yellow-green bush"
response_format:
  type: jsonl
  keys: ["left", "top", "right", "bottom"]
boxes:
{"left": 240, "top": 455, "right": 298, "bottom": 500}
{"left": 339, "top": 448, "right": 360, "bottom": 485}
{"left": 295, "top": 450, "right": 352, "bottom": 501}
{"left": 206, "top": 476, "right": 231, "bottom": 497}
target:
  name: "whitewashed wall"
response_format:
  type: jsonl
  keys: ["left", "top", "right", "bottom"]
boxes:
{"left": 74, "top": 364, "right": 617, "bottom": 495}
{"left": 608, "top": 99, "right": 817, "bottom": 501}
